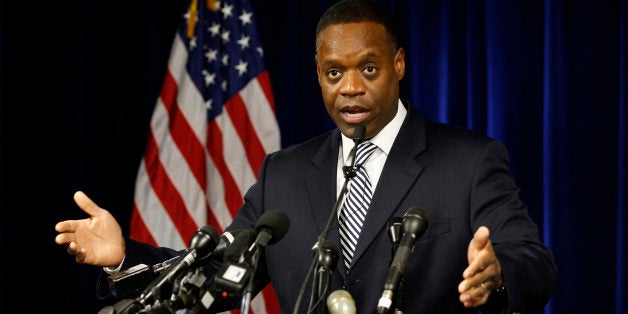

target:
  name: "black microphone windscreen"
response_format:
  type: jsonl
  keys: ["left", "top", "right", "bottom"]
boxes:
{"left": 204, "top": 229, "right": 246, "bottom": 261}
{"left": 223, "top": 229, "right": 256, "bottom": 263}
{"left": 318, "top": 240, "right": 340, "bottom": 269}
{"left": 403, "top": 206, "right": 429, "bottom": 236}
{"left": 255, "top": 209, "right": 290, "bottom": 245}
{"left": 352, "top": 124, "right": 366, "bottom": 144}
{"left": 189, "top": 225, "right": 221, "bottom": 259}
{"left": 200, "top": 224, "right": 219, "bottom": 235}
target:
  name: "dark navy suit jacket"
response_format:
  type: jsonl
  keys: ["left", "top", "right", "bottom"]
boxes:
{"left": 117, "top": 103, "right": 556, "bottom": 313}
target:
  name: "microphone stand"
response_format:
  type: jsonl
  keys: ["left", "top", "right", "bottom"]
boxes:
{"left": 394, "top": 278, "right": 404, "bottom": 314}
{"left": 387, "top": 217, "right": 404, "bottom": 314}
{"left": 98, "top": 298, "right": 142, "bottom": 314}
{"left": 293, "top": 125, "right": 366, "bottom": 314}
{"left": 241, "top": 242, "right": 263, "bottom": 313}
{"left": 311, "top": 241, "right": 339, "bottom": 314}
{"left": 377, "top": 207, "right": 429, "bottom": 314}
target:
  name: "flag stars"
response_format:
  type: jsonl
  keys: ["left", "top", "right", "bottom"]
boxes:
{"left": 239, "top": 10, "right": 253, "bottom": 26}
{"left": 237, "top": 35, "right": 251, "bottom": 49}
{"left": 221, "top": 30, "right": 231, "bottom": 43}
{"left": 202, "top": 70, "right": 216, "bottom": 86}
{"left": 208, "top": 23, "right": 221, "bottom": 37}
{"left": 205, "top": 49, "right": 218, "bottom": 62}
{"left": 183, "top": 11, "right": 195, "bottom": 23}
{"left": 221, "top": 4, "right": 234, "bottom": 19}
{"left": 137, "top": 0, "right": 281, "bottom": 261}
{"left": 235, "top": 59, "right": 248, "bottom": 76}
{"left": 183, "top": 3, "right": 260, "bottom": 101}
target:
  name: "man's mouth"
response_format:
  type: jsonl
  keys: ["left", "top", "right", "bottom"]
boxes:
{"left": 340, "top": 108, "right": 370, "bottom": 124}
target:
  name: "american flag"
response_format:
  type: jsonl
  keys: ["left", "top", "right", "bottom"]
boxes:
{"left": 129, "top": 0, "right": 281, "bottom": 312}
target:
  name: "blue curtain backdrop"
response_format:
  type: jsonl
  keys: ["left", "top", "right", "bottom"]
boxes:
{"left": 0, "top": 0, "right": 626, "bottom": 313}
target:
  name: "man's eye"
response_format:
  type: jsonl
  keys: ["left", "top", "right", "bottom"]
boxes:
{"left": 328, "top": 70, "right": 341, "bottom": 78}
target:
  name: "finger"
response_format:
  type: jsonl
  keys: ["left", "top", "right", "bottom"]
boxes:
{"left": 459, "top": 259, "right": 500, "bottom": 292}
{"left": 462, "top": 292, "right": 490, "bottom": 308}
{"left": 472, "top": 226, "right": 490, "bottom": 250}
{"left": 461, "top": 276, "right": 495, "bottom": 292}
{"left": 66, "top": 241, "right": 80, "bottom": 255}
{"left": 75, "top": 243, "right": 90, "bottom": 264}
{"left": 464, "top": 227, "right": 492, "bottom": 278}
{"left": 463, "top": 251, "right": 490, "bottom": 278}
{"left": 75, "top": 253, "right": 86, "bottom": 264}
{"left": 55, "top": 221, "right": 68, "bottom": 233}
{"left": 55, "top": 232, "right": 73, "bottom": 245}
{"left": 458, "top": 275, "right": 486, "bottom": 293}
{"left": 55, "top": 220, "right": 78, "bottom": 233}
{"left": 460, "top": 282, "right": 491, "bottom": 307}
{"left": 468, "top": 284, "right": 491, "bottom": 306}
{"left": 461, "top": 283, "right": 486, "bottom": 298}
{"left": 73, "top": 190, "right": 104, "bottom": 217}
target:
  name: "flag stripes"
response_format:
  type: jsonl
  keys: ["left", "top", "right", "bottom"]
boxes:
{"left": 130, "top": 1, "right": 281, "bottom": 312}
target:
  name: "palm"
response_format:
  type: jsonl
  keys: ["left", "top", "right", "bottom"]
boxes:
{"left": 76, "top": 209, "right": 124, "bottom": 265}
{"left": 55, "top": 191, "right": 125, "bottom": 267}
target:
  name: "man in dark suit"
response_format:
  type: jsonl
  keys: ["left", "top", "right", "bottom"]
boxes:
{"left": 55, "top": 0, "right": 556, "bottom": 313}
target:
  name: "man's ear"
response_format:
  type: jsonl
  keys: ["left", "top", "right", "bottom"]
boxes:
{"left": 395, "top": 47, "right": 406, "bottom": 80}
{"left": 315, "top": 55, "right": 323, "bottom": 85}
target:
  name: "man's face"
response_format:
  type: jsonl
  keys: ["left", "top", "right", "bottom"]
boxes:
{"left": 315, "top": 22, "right": 405, "bottom": 139}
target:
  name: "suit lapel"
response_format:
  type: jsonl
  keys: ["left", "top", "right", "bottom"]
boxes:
{"left": 350, "top": 107, "right": 427, "bottom": 268}
{"left": 302, "top": 107, "right": 428, "bottom": 275}
{"left": 304, "top": 131, "right": 347, "bottom": 276}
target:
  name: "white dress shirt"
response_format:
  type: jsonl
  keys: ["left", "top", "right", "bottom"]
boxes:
{"left": 336, "top": 100, "right": 407, "bottom": 201}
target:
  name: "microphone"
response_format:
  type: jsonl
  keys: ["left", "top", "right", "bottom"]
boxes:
{"left": 376, "top": 206, "right": 429, "bottom": 314}
{"left": 387, "top": 217, "right": 403, "bottom": 260}
{"left": 207, "top": 229, "right": 258, "bottom": 306}
{"left": 223, "top": 229, "right": 258, "bottom": 263}
{"left": 353, "top": 124, "right": 366, "bottom": 143}
{"left": 211, "top": 210, "right": 290, "bottom": 312}
{"left": 160, "top": 229, "right": 257, "bottom": 314}
{"left": 342, "top": 124, "right": 367, "bottom": 179}
{"left": 242, "top": 209, "right": 290, "bottom": 312}
{"left": 107, "top": 229, "right": 247, "bottom": 299}
{"left": 387, "top": 217, "right": 404, "bottom": 313}
{"left": 326, "top": 289, "right": 356, "bottom": 314}
{"left": 312, "top": 240, "right": 339, "bottom": 314}
{"left": 97, "top": 298, "right": 142, "bottom": 314}
{"left": 251, "top": 209, "right": 291, "bottom": 248}
{"left": 137, "top": 225, "right": 221, "bottom": 307}
{"left": 209, "top": 229, "right": 250, "bottom": 262}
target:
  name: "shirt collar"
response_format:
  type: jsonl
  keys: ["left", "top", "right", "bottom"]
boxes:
{"left": 341, "top": 99, "right": 407, "bottom": 164}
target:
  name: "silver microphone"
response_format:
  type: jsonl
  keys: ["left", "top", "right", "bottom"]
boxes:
{"left": 326, "top": 289, "right": 356, "bottom": 314}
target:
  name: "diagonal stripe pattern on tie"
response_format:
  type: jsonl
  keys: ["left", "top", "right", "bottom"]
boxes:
{"left": 339, "top": 141, "right": 377, "bottom": 271}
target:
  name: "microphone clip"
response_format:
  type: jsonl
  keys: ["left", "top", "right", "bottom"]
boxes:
{"left": 342, "top": 165, "right": 361, "bottom": 179}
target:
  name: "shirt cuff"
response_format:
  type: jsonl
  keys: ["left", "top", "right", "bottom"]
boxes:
{"left": 102, "top": 255, "right": 126, "bottom": 274}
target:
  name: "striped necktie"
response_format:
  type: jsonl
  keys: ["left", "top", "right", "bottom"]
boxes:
{"left": 339, "top": 141, "right": 377, "bottom": 271}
